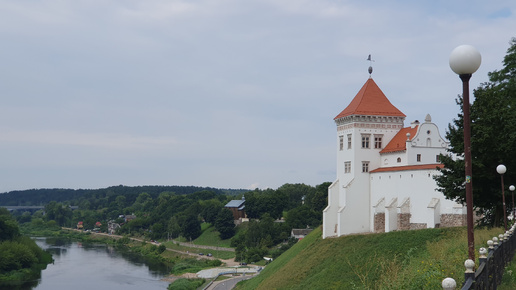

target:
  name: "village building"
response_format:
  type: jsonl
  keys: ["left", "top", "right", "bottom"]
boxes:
{"left": 291, "top": 228, "right": 313, "bottom": 240}
{"left": 322, "top": 75, "right": 466, "bottom": 238}
{"left": 224, "top": 197, "right": 247, "bottom": 221}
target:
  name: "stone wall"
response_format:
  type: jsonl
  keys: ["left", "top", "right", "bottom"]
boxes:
{"left": 440, "top": 214, "right": 467, "bottom": 227}
{"left": 410, "top": 223, "right": 427, "bottom": 230}
{"left": 373, "top": 213, "right": 467, "bottom": 232}
{"left": 398, "top": 213, "right": 411, "bottom": 230}
{"left": 374, "top": 213, "right": 385, "bottom": 233}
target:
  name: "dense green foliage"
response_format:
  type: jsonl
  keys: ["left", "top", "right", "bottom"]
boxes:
{"left": 436, "top": 37, "right": 516, "bottom": 226}
{"left": 0, "top": 209, "right": 53, "bottom": 282}
{"left": 215, "top": 208, "right": 236, "bottom": 239}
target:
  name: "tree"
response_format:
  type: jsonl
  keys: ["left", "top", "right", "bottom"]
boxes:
{"left": 285, "top": 205, "right": 320, "bottom": 228}
{"left": 178, "top": 213, "right": 201, "bottom": 240}
{"left": 200, "top": 199, "right": 223, "bottom": 224}
{"left": 44, "top": 201, "right": 72, "bottom": 226}
{"left": 306, "top": 182, "right": 331, "bottom": 213}
{"left": 245, "top": 189, "right": 288, "bottom": 219}
{"left": 435, "top": 38, "right": 516, "bottom": 226}
{"left": 214, "top": 208, "right": 235, "bottom": 240}
{"left": 0, "top": 208, "right": 20, "bottom": 241}
{"left": 276, "top": 183, "right": 315, "bottom": 210}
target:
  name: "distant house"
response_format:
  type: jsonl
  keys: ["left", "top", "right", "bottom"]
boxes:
{"left": 224, "top": 197, "right": 246, "bottom": 220}
{"left": 124, "top": 214, "right": 136, "bottom": 223}
{"left": 108, "top": 220, "right": 120, "bottom": 235}
{"left": 291, "top": 228, "right": 313, "bottom": 240}
{"left": 77, "top": 221, "right": 83, "bottom": 230}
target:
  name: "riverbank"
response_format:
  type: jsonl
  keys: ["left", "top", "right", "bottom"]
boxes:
{"left": 60, "top": 227, "right": 253, "bottom": 288}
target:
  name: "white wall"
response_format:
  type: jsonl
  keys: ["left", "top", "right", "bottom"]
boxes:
{"left": 370, "top": 169, "right": 462, "bottom": 231}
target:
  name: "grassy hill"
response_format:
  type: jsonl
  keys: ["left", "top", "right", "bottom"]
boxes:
{"left": 236, "top": 226, "right": 509, "bottom": 289}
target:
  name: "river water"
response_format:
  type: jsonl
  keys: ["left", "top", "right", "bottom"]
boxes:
{"left": 0, "top": 237, "right": 171, "bottom": 290}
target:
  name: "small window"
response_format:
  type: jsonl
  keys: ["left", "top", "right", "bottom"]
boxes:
{"left": 436, "top": 155, "right": 440, "bottom": 162}
{"left": 362, "top": 161, "right": 369, "bottom": 173}
{"left": 374, "top": 135, "right": 383, "bottom": 149}
{"left": 345, "top": 161, "right": 351, "bottom": 173}
{"left": 347, "top": 134, "right": 352, "bottom": 149}
{"left": 397, "top": 157, "right": 401, "bottom": 163}
{"left": 417, "top": 154, "right": 421, "bottom": 162}
{"left": 361, "top": 134, "right": 370, "bottom": 149}
{"left": 339, "top": 136, "right": 344, "bottom": 151}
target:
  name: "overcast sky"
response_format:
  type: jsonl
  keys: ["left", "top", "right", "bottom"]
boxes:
{"left": 0, "top": 0, "right": 515, "bottom": 193}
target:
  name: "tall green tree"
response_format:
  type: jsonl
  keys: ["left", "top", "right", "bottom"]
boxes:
{"left": 0, "top": 208, "right": 20, "bottom": 241}
{"left": 178, "top": 213, "right": 201, "bottom": 240}
{"left": 214, "top": 208, "right": 235, "bottom": 239}
{"left": 44, "top": 201, "right": 72, "bottom": 226}
{"left": 435, "top": 38, "right": 516, "bottom": 226}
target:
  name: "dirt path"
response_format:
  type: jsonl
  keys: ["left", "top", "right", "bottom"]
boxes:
{"left": 171, "top": 240, "right": 235, "bottom": 252}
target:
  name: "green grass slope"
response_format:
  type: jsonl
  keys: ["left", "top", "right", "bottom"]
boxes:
{"left": 237, "top": 226, "right": 506, "bottom": 289}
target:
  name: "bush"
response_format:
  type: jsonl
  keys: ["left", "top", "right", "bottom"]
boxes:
{"left": 0, "top": 241, "right": 37, "bottom": 272}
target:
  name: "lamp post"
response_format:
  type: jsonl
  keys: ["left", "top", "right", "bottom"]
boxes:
{"left": 497, "top": 164, "right": 508, "bottom": 231}
{"left": 510, "top": 185, "right": 515, "bottom": 223}
{"left": 449, "top": 44, "right": 481, "bottom": 261}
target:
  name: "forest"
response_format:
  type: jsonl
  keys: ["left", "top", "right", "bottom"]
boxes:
{"left": 1, "top": 182, "right": 329, "bottom": 264}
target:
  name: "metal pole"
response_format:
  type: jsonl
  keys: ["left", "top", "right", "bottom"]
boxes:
{"left": 501, "top": 174, "right": 507, "bottom": 231}
{"left": 460, "top": 73, "right": 475, "bottom": 261}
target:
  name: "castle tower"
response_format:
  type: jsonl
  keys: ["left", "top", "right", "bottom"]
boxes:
{"left": 323, "top": 77, "right": 406, "bottom": 238}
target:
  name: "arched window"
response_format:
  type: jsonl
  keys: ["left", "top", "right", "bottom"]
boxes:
{"left": 397, "top": 157, "right": 401, "bottom": 163}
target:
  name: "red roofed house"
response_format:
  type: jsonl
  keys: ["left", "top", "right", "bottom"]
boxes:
{"left": 322, "top": 75, "right": 465, "bottom": 238}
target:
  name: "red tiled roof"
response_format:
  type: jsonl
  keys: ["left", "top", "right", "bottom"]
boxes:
{"left": 370, "top": 164, "right": 444, "bottom": 173}
{"left": 334, "top": 78, "right": 406, "bottom": 120}
{"left": 379, "top": 126, "right": 419, "bottom": 153}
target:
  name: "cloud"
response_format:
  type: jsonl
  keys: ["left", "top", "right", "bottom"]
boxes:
{"left": 0, "top": 0, "right": 515, "bottom": 192}
{"left": 0, "top": 129, "right": 177, "bottom": 150}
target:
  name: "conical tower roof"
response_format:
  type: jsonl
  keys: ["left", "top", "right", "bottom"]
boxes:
{"left": 334, "top": 78, "right": 405, "bottom": 120}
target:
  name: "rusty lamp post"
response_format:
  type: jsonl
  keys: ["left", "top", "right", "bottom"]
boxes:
{"left": 510, "top": 185, "right": 515, "bottom": 223}
{"left": 449, "top": 44, "right": 481, "bottom": 261}
{"left": 497, "top": 164, "right": 508, "bottom": 231}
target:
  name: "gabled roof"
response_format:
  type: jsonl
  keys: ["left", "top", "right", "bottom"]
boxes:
{"left": 370, "top": 164, "right": 444, "bottom": 173}
{"left": 291, "top": 229, "right": 313, "bottom": 236}
{"left": 334, "top": 78, "right": 406, "bottom": 120}
{"left": 379, "top": 125, "right": 419, "bottom": 153}
{"left": 225, "top": 200, "right": 245, "bottom": 208}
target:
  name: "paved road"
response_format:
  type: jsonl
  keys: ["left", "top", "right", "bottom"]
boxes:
{"left": 209, "top": 275, "right": 254, "bottom": 290}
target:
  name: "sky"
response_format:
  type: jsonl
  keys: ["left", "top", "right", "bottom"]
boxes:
{"left": 0, "top": 0, "right": 515, "bottom": 193}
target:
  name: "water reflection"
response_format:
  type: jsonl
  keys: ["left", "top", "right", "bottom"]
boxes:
{"left": 0, "top": 237, "right": 171, "bottom": 290}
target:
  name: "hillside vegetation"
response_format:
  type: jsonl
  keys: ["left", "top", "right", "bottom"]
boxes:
{"left": 237, "top": 226, "right": 508, "bottom": 289}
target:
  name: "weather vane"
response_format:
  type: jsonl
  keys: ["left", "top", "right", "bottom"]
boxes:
{"left": 367, "top": 54, "right": 374, "bottom": 76}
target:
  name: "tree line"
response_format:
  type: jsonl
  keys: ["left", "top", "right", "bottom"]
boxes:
{"left": 8, "top": 182, "right": 330, "bottom": 263}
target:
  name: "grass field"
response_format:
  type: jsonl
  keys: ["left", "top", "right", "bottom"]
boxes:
{"left": 236, "top": 226, "right": 514, "bottom": 289}
{"left": 194, "top": 223, "right": 233, "bottom": 248}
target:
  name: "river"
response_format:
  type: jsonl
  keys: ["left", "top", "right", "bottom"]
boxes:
{"left": 0, "top": 237, "right": 171, "bottom": 290}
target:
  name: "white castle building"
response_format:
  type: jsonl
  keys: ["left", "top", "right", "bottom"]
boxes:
{"left": 322, "top": 76, "right": 466, "bottom": 238}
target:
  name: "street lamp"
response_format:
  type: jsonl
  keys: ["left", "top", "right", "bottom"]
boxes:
{"left": 449, "top": 44, "right": 481, "bottom": 261}
{"left": 510, "top": 185, "right": 515, "bottom": 222}
{"left": 497, "top": 164, "right": 507, "bottom": 231}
